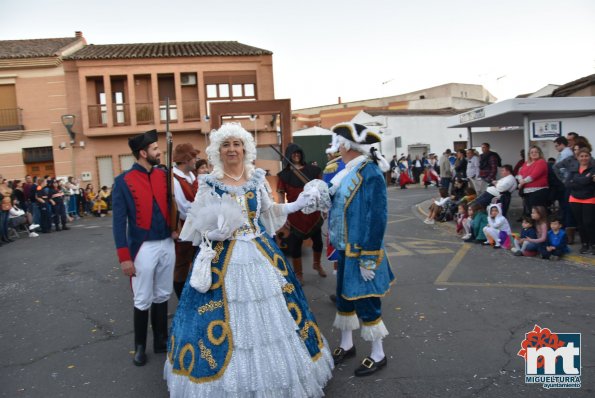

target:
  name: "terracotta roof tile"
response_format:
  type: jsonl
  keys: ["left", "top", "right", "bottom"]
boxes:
{"left": 551, "top": 73, "right": 595, "bottom": 97}
{"left": 66, "top": 41, "right": 272, "bottom": 60}
{"left": 0, "top": 37, "right": 80, "bottom": 59}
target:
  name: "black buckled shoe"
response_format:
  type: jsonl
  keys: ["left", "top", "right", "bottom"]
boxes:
{"left": 354, "top": 356, "right": 387, "bottom": 377}
{"left": 332, "top": 345, "right": 356, "bottom": 365}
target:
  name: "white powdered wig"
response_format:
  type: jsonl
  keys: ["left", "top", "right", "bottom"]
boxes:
{"left": 326, "top": 135, "right": 390, "bottom": 172}
{"left": 206, "top": 123, "right": 257, "bottom": 179}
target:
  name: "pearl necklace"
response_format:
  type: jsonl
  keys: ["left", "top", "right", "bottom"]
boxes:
{"left": 223, "top": 167, "right": 245, "bottom": 182}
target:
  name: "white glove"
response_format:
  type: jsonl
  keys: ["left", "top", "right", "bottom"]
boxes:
{"left": 206, "top": 227, "right": 231, "bottom": 242}
{"left": 360, "top": 267, "right": 376, "bottom": 282}
{"left": 283, "top": 191, "right": 314, "bottom": 214}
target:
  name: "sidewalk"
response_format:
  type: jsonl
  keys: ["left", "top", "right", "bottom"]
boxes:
{"left": 414, "top": 186, "right": 595, "bottom": 267}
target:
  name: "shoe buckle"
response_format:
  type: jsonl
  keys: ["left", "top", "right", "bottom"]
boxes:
{"left": 362, "top": 357, "right": 374, "bottom": 369}
{"left": 333, "top": 348, "right": 343, "bottom": 356}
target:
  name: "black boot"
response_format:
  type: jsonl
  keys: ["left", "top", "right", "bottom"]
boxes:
{"left": 151, "top": 301, "right": 168, "bottom": 353}
{"left": 133, "top": 307, "right": 149, "bottom": 366}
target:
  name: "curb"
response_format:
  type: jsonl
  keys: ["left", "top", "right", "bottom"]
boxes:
{"left": 415, "top": 200, "right": 595, "bottom": 267}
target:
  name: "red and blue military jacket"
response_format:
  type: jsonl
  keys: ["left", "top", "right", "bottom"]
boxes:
{"left": 112, "top": 163, "right": 171, "bottom": 263}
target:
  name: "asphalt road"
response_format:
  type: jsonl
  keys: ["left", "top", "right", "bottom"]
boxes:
{"left": 1, "top": 186, "right": 593, "bottom": 398}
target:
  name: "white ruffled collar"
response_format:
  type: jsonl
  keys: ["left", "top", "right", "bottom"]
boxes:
{"left": 202, "top": 168, "right": 265, "bottom": 195}
{"left": 329, "top": 155, "right": 367, "bottom": 195}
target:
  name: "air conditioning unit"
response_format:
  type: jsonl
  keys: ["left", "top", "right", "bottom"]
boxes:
{"left": 181, "top": 74, "right": 197, "bottom": 86}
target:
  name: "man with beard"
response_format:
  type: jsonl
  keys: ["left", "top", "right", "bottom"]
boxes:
{"left": 277, "top": 143, "right": 325, "bottom": 284}
{"left": 112, "top": 129, "right": 176, "bottom": 366}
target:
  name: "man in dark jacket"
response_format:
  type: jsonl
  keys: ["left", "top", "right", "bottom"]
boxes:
{"left": 277, "top": 143, "right": 325, "bottom": 283}
{"left": 478, "top": 142, "right": 500, "bottom": 193}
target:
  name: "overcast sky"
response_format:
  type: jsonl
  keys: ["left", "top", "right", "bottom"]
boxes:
{"left": 2, "top": 0, "right": 594, "bottom": 109}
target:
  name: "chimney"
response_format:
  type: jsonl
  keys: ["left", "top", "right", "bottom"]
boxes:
{"left": 338, "top": 96, "right": 342, "bottom": 104}
{"left": 75, "top": 31, "right": 83, "bottom": 38}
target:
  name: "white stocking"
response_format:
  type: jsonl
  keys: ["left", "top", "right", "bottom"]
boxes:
{"left": 370, "top": 339, "right": 385, "bottom": 362}
{"left": 340, "top": 330, "right": 353, "bottom": 350}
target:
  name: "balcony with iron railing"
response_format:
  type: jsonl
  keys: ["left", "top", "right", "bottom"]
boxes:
{"left": 135, "top": 103, "right": 154, "bottom": 124}
{"left": 112, "top": 103, "right": 131, "bottom": 126}
{"left": 182, "top": 99, "right": 200, "bottom": 122}
{"left": 159, "top": 100, "right": 178, "bottom": 122}
{"left": 88, "top": 104, "right": 107, "bottom": 128}
{"left": 0, "top": 108, "right": 24, "bottom": 131}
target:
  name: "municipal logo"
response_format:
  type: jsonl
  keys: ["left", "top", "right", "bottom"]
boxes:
{"left": 518, "top": 324, "right": 581, "bottom": 389}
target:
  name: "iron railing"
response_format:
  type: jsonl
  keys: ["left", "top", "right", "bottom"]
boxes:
{"left": 182, "top": 100, "right": 200, "bottom": 121}
{"left": 0, "top": 108, "right": 24, "bottom": 131}
{"left": 135, "top": 103, "right": 154, "bottom": 124}
{"left": 88, "top": 104, "right": 107, "bottom": 127}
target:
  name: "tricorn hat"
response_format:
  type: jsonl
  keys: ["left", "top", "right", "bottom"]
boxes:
{"left": 173, "top": 143, "right": 200, "bottom": 163}
{"left": 128, "top": 129, "right": 158, "bottom": 152}
{"left": 330, "top": 122, "right": 381, "bottom": 145}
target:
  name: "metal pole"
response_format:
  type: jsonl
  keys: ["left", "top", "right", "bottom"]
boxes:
{"left": 523, "top": 114, "right": 530, "bottom": 162}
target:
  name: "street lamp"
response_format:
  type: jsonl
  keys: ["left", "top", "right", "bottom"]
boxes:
{"left": 61, "top": 114, "right": 76, "bottom": 144}
{"left": 61, "top": 114, "right": 78, "bottom": 178}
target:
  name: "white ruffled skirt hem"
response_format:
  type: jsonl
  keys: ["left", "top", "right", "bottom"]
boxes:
{"left": 164, "top": 240, "right": 333, "bottom": 397}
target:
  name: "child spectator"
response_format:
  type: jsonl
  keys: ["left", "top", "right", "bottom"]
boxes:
{"left": 458, "top": 186, "right": 477, "bottom": 206}
{"left": 456, "top": 203, "right": 469, "bottom": 236}
{"left": 514, "top": 206, "right": 548, "bottom": 256}
{"left": 424, "top": 187, "right": 451, "bottom": 224}
{"left": 541, "top": 215, "right": 569, "bottom": 260}
{"left": 464, "top": 202, "right": 488, "bottom": 243}
{"left": 482, "top": 203, "right": 512, "bottom": 249}
{"left": 450, "top": 177, "right": 467, "bottom": 201}
{"left": 511, "top": 216, "right": 537, "bottom": 254}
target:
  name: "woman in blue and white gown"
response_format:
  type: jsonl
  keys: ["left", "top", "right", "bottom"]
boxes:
{"left": 164, "top": 123, "right": 333, "bottom": 397}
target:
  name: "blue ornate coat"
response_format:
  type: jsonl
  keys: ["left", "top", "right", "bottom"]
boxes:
{"left": 329, "top": 158, "right": 395, "bottom": 299}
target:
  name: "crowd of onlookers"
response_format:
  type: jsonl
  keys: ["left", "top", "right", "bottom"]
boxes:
{"left": 416, "top": 131, "right": 595, "bottom": 259}
{"left": 0, "top": 174, "right": 112, "bottom": 246}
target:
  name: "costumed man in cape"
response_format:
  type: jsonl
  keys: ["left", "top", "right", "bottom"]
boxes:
{"left": 112, "top": 129, "right": 176, "bottom": 366}
{"left": 277, "top": 143, "right": 326, "bottom": 283}
{"left": 172, "top": 143, "right": 199, "bottom": 299}
{"left": 326, "top": 122, "right": 395, "bottom": 377}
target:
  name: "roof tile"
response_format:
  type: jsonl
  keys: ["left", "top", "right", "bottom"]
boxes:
{"left": 0, "top": 37, "right": 80, "bottom": 59}
{"left": 65, "top": 41, "right": 272, "bottom": 60}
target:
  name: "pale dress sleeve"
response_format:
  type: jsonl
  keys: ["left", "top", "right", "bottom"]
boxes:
{"left": 179, "top": 182, "right": 210, "bottom": 245}
{"left": 258, "top": 182, "right": 287, "bottom": 236}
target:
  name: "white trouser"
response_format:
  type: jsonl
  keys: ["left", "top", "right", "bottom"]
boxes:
{"left": 463, "top": 219, "right": 471, "bottom": 235}
{"left": 471, "top": 178, "right": 486, "bottom": 195}
{"left": 132, "top": 238, "right": 175, "bottom": 311}
{"left": 483, "top": 226, "right": 503, "bottom": 245}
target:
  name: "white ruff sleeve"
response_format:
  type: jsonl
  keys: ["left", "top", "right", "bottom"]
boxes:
{"left": 179, "top": 184, "right": 210, "bottom": 246}
{"left": 259, "top": 185, "right": 287, "bottom": 236}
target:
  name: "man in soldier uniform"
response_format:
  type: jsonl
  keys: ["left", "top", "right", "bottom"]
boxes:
{"left": 277, "top": 143, "right": 326, "bottom": 284}
{"left": 112, "top": 129, "right": 176, "bottom": 366}
{"left": 172, "top": 143, "right": 199, "bottom": 298}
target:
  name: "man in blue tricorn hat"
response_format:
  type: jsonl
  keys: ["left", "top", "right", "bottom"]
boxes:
{"left": 325, "top": 122, "right": 395, "bottom": 377}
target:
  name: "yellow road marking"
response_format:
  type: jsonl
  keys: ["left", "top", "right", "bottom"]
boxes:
{"left": 385, "top": 242, "right": 414, "bottom": 256}
{"left": 434, "top": 244, "right": 471, "bottom": 284}
{"left": 565, "top": 254, "right": 595, "bottom": 266}
{"left": 436, "top": 281, "right": 595, "bottom": 292}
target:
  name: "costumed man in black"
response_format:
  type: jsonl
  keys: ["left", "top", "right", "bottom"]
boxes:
{"left": 277, "top": 143, "right": 326, "bottom": 284}
{"left": 112, "top": 130, "right": 176, "bottom": 366}
{"left": 172, "top": 143, "right": 199, "bottom": 299}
